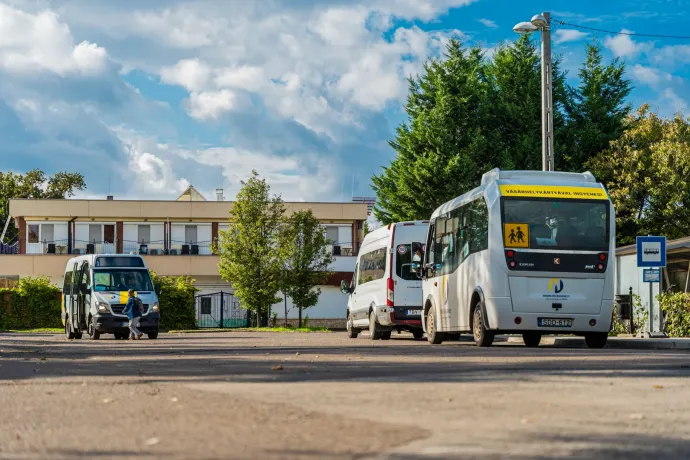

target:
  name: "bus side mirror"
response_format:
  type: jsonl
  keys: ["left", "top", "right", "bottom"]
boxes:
{"left": 340, "top": 280, "right": 352, "bottom": 295}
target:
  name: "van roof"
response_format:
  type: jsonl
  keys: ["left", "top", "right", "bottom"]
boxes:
{"left": 65, "top": 254, "right": 146, "bottom": 268}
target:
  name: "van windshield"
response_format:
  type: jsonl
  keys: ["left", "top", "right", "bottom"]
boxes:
{"left": 395, "top": 242, "right": 425, "bottom": 280}
{"left": 92, "top": 269, "right": 153, "bottom": 292}
{"left": 502, "top": 198, "right": 609, "bottom": 251}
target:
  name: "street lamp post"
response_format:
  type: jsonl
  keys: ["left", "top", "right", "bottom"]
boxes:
{"left": 513, "top": 12, "right": 554, "bottom": 172}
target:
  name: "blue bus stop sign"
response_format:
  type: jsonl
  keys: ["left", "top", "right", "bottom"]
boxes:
{"left": 636, "top": 236, "right": 667, "bottom": 268}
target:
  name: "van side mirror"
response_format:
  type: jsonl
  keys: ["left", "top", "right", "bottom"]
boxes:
{"left": 80, "top": 284, "right": 91, "bottom": 295}
{"left": 154, "top": 284, "right": 161, "bottom": 296}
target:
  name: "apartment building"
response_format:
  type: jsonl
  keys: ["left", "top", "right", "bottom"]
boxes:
{"left": 3, "top": 187, "right": 367, "bottom": 325}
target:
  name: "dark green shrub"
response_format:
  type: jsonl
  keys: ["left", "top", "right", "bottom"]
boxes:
{"left": 0, "top": 276, "right": 62, "bottom": 330}
{"left": 150, "top": 272, "right": 197, "bottom": 330}
{"left": 658, "top": 292, "right": 690, "bottom": 337}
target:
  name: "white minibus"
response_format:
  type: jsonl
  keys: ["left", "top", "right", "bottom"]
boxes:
{"left": 341, "top": 221, "right": 428, "bottom": 340}
{"left": 420, "top": 169, "right": 615, "bottom": 348}
{"left": 62, "top": 254, "right": 161, "bottom": 340}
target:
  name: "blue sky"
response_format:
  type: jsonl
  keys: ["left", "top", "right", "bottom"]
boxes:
{"left": 0, "top": 0, "right": 688, "bottom": 203}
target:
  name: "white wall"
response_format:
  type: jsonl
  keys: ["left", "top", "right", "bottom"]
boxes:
{"left": 337, "top": 226, "right": 351, "bottom": 246}
{"left": 272, "top": 286, "right": 346, "bottom": 320}
{"left": 616, "top": 254, "right": 661, "bottom": 333}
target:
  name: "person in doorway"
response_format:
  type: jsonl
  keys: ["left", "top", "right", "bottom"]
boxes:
{"left": 123, "top": 289, "right": 143, "bottom": 340}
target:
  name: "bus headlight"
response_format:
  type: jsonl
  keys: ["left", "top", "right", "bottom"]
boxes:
{"left": 152, "top": 302, "right": 160, "bottom": 312}
{"left": 97, "top": 302, "right": 110, "bottom": 313}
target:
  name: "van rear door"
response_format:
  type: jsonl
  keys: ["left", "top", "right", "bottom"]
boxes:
{"left": 391, "top": 223, "right": 428, "bottom": 312}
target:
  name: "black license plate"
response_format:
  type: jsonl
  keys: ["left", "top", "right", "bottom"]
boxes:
{"left": 538, "top": 318, "right": 573, "bottom": 328}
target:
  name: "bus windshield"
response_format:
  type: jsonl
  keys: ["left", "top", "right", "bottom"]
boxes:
{"left": 502, "top": 199, "right": 609, "bottom": 251}
{"left": 92, "top": 269, "right": 154, "bottom": 292}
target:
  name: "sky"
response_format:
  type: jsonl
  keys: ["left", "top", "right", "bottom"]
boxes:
{"left": 0, "top": 0, "right": 688, "bottom": 203}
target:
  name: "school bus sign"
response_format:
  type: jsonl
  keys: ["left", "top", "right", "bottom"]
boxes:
{"left": 504, "top": 223, "right": 529, "bottom": 248}
{"left": 499, "top": 185, "right": 608, "bottom": 200}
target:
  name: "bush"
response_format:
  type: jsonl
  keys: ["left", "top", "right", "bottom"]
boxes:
{"left": 150, "top": 272, "right": 198, "bottom": 331}
{"left": 658, "top": 292, "right": 690, "bottom": 337}
{"left": 0, "top": 276, "right": 62, "bottom": 330}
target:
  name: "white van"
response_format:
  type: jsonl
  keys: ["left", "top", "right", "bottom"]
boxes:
{"left": 62, "top": 254, "right": 161, "bottom": 340}
{"left": 341, "top": 221, "right": 428, "bottom": 340}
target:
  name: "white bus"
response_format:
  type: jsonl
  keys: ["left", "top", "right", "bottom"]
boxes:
{"left": 419, "top": 169, "right": 615, "bottom": 348}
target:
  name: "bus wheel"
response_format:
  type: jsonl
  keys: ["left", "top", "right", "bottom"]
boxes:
{"left": 65, "top": 320, "right": 75, "bottom": 340}
{"left": 346, "top": 313, "right": 360, "bottom": 339}
{"left": 412, "top": 330, "right": 424, "bottom": 340}
{"left": 380, "top": 331, "right": 391, "bottom": 340}
{"left": 426, "top": 306, "right": 445, "bottom": 345}
{"left": 522, "top": 332, "right": 542, "bottom": 348}
{"left": 369, "top": 310, "right": 382, "bottom": 340}
{"left": 585, "top": 332, "right": 608, "bottom": 349}
{"left": 472, "top": 304, "right": 494, "bottom": 347}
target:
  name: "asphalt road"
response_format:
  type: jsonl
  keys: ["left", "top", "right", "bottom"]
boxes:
{"left": 1, "top": 331, "right": 689, "bottom": 459}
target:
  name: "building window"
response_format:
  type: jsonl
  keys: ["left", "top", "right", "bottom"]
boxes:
{"left": 138, "top": 225, "right": 151, "bottom": 244}
{"left": 325, "top": 227, "right": 339, "bottom": 244}
{"left": 42, "top": 224, "right": 54, "bottom": 243}
{"left": 89, "top": 224, "right": 101, "bottom": 243}
{"left": 185, "top": 225, "right": 197, "bottom": 244}
{"left": 104, "top": 225, "right": 115, "bottom": 244}
{"left": 200, "top": 297, "right": 212, "bottom": 315}
{"left": 28, "top": 225, "right": 39, "bottom": 244}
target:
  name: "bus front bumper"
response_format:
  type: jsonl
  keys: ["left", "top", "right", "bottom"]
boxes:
{"left": 94, "top": 313, "right": 161, "bottom": 333}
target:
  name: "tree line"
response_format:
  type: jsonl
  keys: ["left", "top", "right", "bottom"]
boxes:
{"left": 372, "top": 36, "right": 690, "bottom": 245}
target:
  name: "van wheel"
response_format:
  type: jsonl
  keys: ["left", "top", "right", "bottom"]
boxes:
{"left": 65, "top": 320, "right": 75, "bottom": 340}
{"left": 74, "top": 331, "right": 83, "bottom": 340}
{"left": 87, "top": 319, "right": 100, "bottom": 341}
{"left": 380, "top": 331, "right": 391, "bottom": 340}
{"left": 585, "top": 332, "right": 608, "bottom": 349}
{"left": 346, "top": 313, "right": 360, "bottom": 339}
{"left": 472, "top": 303, "right": 494, "bottom": 347}
{"left": 412, "top": 330, "right": 424, "bottom": 340}
{"left": 369, "top": 310, "right": 381, "bottom": 340}
{"left": 114, "top": 332, "right": 127, "bottom": 340}
{"left": 522, "top": 332, "right": 542, "bottom": 347}
{"left": 426, "top": 306, "right": 444, "bottom": 345}
{"left": 147, "top": 331, "right": 159, "bottom": 340}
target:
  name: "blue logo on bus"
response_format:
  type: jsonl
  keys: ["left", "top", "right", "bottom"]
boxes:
{"left": 548, "top": 278, "right": 564, "bottom": 294}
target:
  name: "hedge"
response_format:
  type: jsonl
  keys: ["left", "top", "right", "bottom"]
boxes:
{"left": 0, "top": 276, "right": 62, "bottom": 330}
{"left": 150, "top": 272, "right": 198, "bottom": 331}
{"left": 658, "top": 292, "right": 690, "bottom": 337}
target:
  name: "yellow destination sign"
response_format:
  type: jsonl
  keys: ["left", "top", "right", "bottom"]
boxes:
{"left": 504, "top": 223, "right": 529, "bottom": 248}
{"left": 499, "top": 185, "right": 608, "bottom": 200}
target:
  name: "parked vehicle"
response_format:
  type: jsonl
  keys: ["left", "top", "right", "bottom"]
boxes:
{"left": 419, "top": 168, "right": 616, "bottom": 348}
{"left": 341, "top": 221, "right": 428, "bottom": 340}
{"left": 62, "top": 254, "right": 161, "bottom": 340}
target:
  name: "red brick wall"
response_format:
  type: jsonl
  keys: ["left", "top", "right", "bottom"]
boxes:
{"left": 17, "top": 217, "right": 26, "bottom": 254}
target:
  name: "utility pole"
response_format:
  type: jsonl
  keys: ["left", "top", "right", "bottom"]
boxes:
{"left": 514, "top": 12, "right": 555, "bottom": 172}
{"left": 540, "top": 12, "right": 554, "bottom": 172}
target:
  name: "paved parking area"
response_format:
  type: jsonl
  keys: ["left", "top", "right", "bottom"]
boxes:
{"left": 1, "top": 331, "right": 690, "bottom": 459}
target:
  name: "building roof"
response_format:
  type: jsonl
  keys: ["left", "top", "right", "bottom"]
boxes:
{"left": 176, "top": 185, "right": 207, "bottom": 202}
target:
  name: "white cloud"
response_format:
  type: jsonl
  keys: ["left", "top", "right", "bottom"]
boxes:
{"left": 553, "top": 29, "right": 589, "bottom": 45}
{"left": 0, "top": 4, "right": 107, "bottom": 75}
{"left": 630, "top": 64, "right": 673, "bottom": 87}
{"left": 478, "top": 18, "right": 497, "bottom": 29}
{"left": 187, "top": 90, "right": 237, "bottom": 120}
{"left": 214, "top": 66, "right": 265, "bottom": 92}
{"left": 603, "top": 30, "right": 650, "bottom": 58}
{"left": 661, "top": 88, "right": 688, "bottom": 115}
{"left": 160, "top": 59, "right": 211, "bottom": 92}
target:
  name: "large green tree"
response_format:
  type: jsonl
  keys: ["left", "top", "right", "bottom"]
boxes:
{"left": 589, "top": 105, "right": 690, "bottom": 245}
{"left": 279, "top": 209, "right": 333, "bottom": 327}
{"left": 562, "top": 41, "right": 632, "bottom": 173}
{"left": 371, "top": 37, "right": 569, "bottom": 224}
{"left": 0, "top": 169, "right": 86, "bottom": 242}
{"left": 218, "top": 171, "right": 284, "bottom": 327}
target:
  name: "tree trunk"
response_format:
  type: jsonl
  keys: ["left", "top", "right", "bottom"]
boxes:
{"left": 298, "top": 306, "right": 302, "bottom": 328}
{"left": 284, "top": 293, "right": 288, "bottom": 328}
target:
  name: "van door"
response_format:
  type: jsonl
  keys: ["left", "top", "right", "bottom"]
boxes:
{"left": 68, "top": 262, "right": 79, "bottom": 330}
